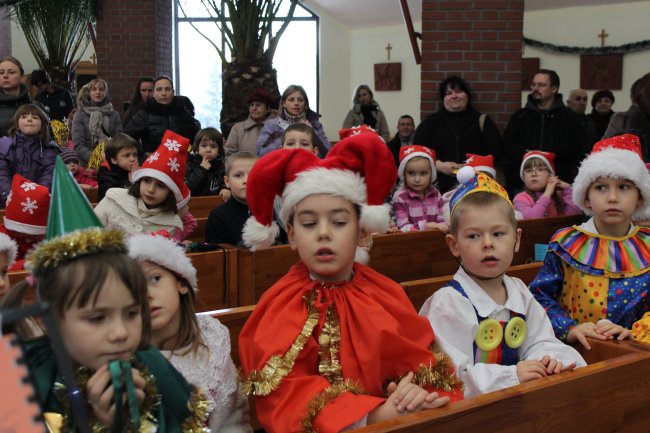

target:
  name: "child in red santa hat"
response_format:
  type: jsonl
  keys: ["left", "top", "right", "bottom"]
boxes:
{"left": 239, "top": 129, "right": 463, "bottom": 433}
{"left": 530, "top": 134, "right": 650, "bottom": 348}
{"left": 94, "top": 130, "right": 196, "bottom": 241}
{"left": 0, "top": 174, "right": 49, "bottom": 270}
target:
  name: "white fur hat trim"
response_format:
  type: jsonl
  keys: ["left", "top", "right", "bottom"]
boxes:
{"left": 127, "top": 234, "right": 198, "bottom": 291}
{"left": 572, "top": 148, "right": 650, "bottom": 220}
{"left": 398, "top": 152, "right": 437, "bottom": 183}
{"left": 0, "top": 232, "right": 17, "bottom": 266}
{"left": 242, "top": 217, "right": 280, "bottom": 251}
{"left": 279, "top": 168, "right": 367, "bottom": 227}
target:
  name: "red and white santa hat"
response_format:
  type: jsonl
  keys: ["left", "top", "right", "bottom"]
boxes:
{"left": 3, "top": 174, "right": 50, "bottom": 235}
{"left": 397, "top": 145, "right": 437, "bottom": 183}
{"left": 242, "top": 130, "right": 397, "bottom": 251}
{"left": 572, "top": 134, "right": 650, "bottom": 220}
{"left": 131, "top": 130, "right": 191, "bottom": 208}
{"left": 339, "top": 125, "right": 380, "bottom": 141}
{"left": 520, "top": 150, "right": 556, "bottom": 180}
{"left": 0, "top": 232, "right": 17, "bottom": 266}
{"left": 465, "top": 153, "right": 496, "bottom": 178}
{"left": 127, "top": 233, "right": 198, "bottom": 291}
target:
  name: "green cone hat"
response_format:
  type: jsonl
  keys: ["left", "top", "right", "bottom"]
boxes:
{"left": 46, "top": 156, "right": 103, "bottom": 240}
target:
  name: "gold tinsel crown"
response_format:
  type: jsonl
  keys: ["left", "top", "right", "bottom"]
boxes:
{"left": 26, "top": 228, "right": 127, "bottom": 276}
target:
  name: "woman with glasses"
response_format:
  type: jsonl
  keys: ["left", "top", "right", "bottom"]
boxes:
{"left": 413, "top": 75, "right": 502, "bottom": 193}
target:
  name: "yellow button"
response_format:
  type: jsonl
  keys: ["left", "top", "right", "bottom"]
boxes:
{"left": 504, "top": 317, "right": 527, "bottom": 348}
{"left": 475, "top": 319, "right": 503, "bottom": 351}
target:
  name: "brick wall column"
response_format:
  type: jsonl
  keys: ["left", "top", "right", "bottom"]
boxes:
{"left": 0, "top": 8, "right": 11, "bottom": 57}
{"left": 420, "top": 0, "right": 524, "bottom": 130}
{"left": 95, "top": 0, "right": 172, "bottom": 115}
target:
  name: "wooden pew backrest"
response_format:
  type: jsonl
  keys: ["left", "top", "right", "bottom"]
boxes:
{"left": 356, "top": 338, "right": 650, "bottom": 433}
{"left": 188, "top": 195, "right": 224, "bottom": 219}
{"left": 188, "top": 246, "right": 239, "bottom": 311}
{"left": 401, "top": 262, "right": 543, "bottom": 312}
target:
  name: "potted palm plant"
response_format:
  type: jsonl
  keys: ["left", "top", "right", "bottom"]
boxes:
{"left": 179, "top": 0, "right": 302, "bottom": 135}
{"left": 0, "top": 0, "right": 99, "bottom": 87}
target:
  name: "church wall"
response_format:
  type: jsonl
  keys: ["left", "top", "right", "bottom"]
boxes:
{"left": 522, "top": 1, "right": 650, "bottom": 109}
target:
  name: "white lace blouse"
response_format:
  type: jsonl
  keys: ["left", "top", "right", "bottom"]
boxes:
{"left": 160, "top": 315, "right": 253, "bottom": 433}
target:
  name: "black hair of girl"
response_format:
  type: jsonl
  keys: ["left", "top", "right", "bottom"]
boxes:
{"left": 129, "top": 77, "right": 155, "bottom": 107}
{"left": 36, "top": 252, "right": 152, "bottom": 349}
{"left": 8, "top": 104, "right": 51, "bottom": 143}
{"left": 128, "top": 178, "right": 178, "bottom": 214}
{"left": 438, "top": 76, "right": 472, "bottom": 104}
{"left": 192, "top": 127, "right": 224, "bottom": 154}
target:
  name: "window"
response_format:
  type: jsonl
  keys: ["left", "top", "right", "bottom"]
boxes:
{"left": 174, "top": 1, "right": 319, "bottom": 129}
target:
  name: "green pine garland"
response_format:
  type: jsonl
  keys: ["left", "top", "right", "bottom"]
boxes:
{"left": 524, "top": 37, "right": 650, "bottom": 55}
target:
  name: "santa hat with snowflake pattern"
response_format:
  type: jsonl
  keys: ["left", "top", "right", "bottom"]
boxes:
{"left": 242, "top": 130, "right": 397, "bottom": 251}
{"left": 131, "top": 130, "right": 191, "bottom": 208}
{"left": 3, "top": 174, "right": 50, "bottom": 235}
{"left": 465, "top": 153, "right": 496, "bottom": 178}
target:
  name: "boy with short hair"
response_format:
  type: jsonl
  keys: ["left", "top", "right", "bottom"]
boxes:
{"left": 420, "top": 166, "right": 585, "bottom": 397}
{"left": 238, "top": 131, "right": 463, "bottom": 433}
{"left": 204, "top": 151, "right": 258, "bottom": 246}
{"left": 281, "top": 123, "right": 320, "bottom": 155}
{"left": 97, "top": 132, "right": 139, "bottom": 200}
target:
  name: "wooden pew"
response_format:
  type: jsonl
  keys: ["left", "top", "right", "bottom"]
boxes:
{"left": 188, "top": 195, "right": 224, "bottom": 219}
{"left": 188, "top": 247, "right": 239, "bottom": 312}
{"left": 206, "top": 302, "right": 650, "bottom": 433}
{"left": 401, "top": 262, "right": 543, "bottom": 312}
{"left": 236, "top": 244, "right": 299, "bottom": 306}
{"left": 234, "top": 215, "right": 582, "bottom": 306}
{"left": 354, "top": 339, "right": 650, "bottom": 433}
{"left": 7, "top": 247, "right": 239, "bottom": 313}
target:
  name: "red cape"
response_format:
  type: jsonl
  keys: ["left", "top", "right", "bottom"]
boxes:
{"left": 240, "top": 262, "right": 463, "bottom": 433}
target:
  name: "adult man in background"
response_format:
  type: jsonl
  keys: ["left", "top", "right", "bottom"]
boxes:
{"left": 387, "top": 114, "right": 415, "bottom": 166}
{"left": 503, "top": 69, "right": 583, "bottom": 192}
{"left": 30, "top": 69, "right": 74, "bottom": 121}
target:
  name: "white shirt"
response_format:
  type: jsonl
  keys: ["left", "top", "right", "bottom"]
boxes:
{"left": 419, "top": 267, "right": 586, "bottom": 397}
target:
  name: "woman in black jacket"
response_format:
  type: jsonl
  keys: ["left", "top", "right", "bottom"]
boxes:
{"left": 413, "top": 76, "right": 502, "bottom": 193}
{"left": 124, "top": 75, "right": 200, "bottom": 158}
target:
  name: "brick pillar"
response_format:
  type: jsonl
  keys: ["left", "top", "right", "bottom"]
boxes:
{"left": 420, "top": 0, "right": 524, "bottom": 130}
{"left": 0, "top": 8, "right": 11, "bottom": 57}
{"left": 95, "top": 0, "right": 172, "bottom": 115}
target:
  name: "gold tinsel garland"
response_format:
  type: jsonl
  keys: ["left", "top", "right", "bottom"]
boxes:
{"left": 318, "top": 301, "right": 343, "bottom": 384}
{"left": 50, "top": 120, "right": 69, "bottom": 147}
{"left": 301, "top": 379, "right": 367, "bottom": 433}
{"left": 182, "top": 386, "right": 212, "bottom": 433}
{"left": 87, "top": 140, "right": 107, "bottom": 170}
{"left": 383, "top": 343, "right": 464, "bottom": 395}
{"left": 241, "top": 291, "right": 320, "bottom": 396}
{"left": 51, "top": 361, "right": 160, "bottom": 433}
{"left": 27, "top": 228, "right": 127, "bottom": 276}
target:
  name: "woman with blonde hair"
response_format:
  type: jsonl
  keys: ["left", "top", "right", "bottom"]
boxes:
{"left": 71, "top": 78, "right": 123, "bottom": 165}
{"left": 342, "top": 84, "right": 390, "bottom": 141}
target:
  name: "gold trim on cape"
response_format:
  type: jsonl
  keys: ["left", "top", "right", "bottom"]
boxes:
{"left": 242, "top": 290, "right": 320, "bottom": 396}
{"left": 301, "top": 379, "right": 366, "bottom": 433}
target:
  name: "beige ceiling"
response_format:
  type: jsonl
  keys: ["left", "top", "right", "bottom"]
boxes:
{"left": 308, "top": 0, "right": 640, "bottom": 29}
